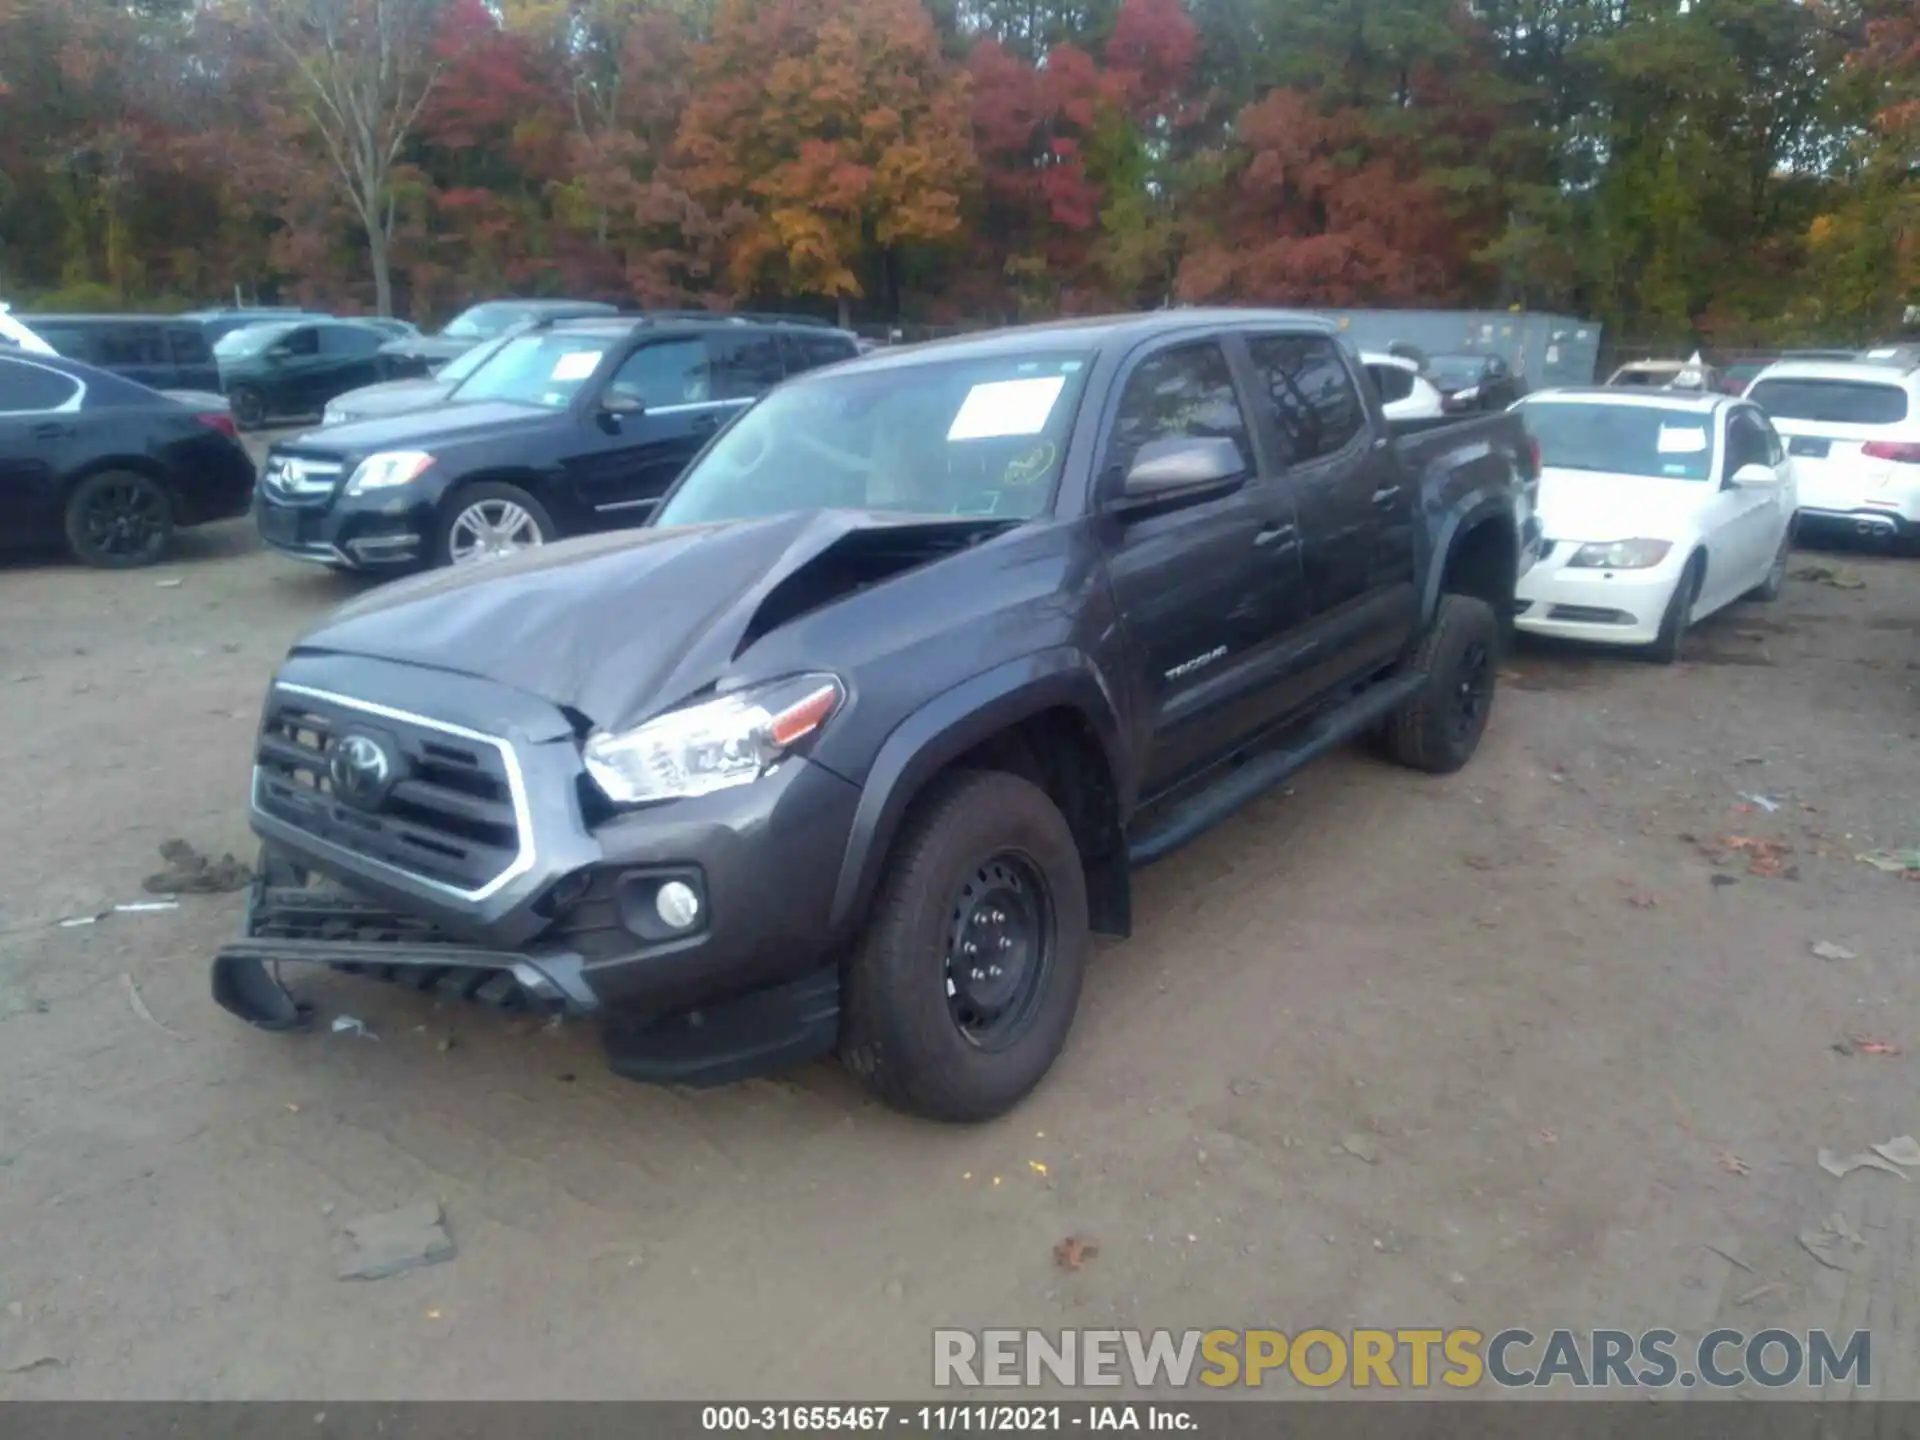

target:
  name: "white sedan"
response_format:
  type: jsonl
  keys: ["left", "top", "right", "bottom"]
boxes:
{"left": 1511, "top": 389, "right": 1797, "bottom": 662}
{"left": 1360, "top": 351, "right": 1446, "bottom": 422}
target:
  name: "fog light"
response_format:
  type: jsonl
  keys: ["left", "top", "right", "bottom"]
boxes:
{"left": 656, "top": 880, "right": 701, "bottom": 930}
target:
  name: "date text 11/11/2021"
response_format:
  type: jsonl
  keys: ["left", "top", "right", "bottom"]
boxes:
{"left": 701, "top": 1406, "right": 1197, "bottom": 1432}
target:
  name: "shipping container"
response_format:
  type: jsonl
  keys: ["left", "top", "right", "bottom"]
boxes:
{"left": 1317, "top": 308, "right": 1603, "bottom": 390}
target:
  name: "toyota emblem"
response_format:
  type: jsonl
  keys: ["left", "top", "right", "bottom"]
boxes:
{"left": 330, "top": 732, "right": 396, "bottom": 808}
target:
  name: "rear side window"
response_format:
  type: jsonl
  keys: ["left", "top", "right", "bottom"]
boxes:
{"left": 785, "top": 331, "right": 858, "bottom": 373}
{"left": 167, "top": 327, "right": 213, "bottom": 365}
{"left": 1245, "top": 335, "right": 1365, "bottom": 464}
{"left": 32, "top": 324, "right": 93, "bottom": 360}
{"left": 1748, "top": 378, "right": 1909, "bottom": 425}
{"left": 1366, "top": 363, "right": 1415, "bottom": 404}
{"left": 1105, "top": 341, "right": 1250, "bottom": 479}
{"left": 95, "top": 325, "right": 167, "bottom": 367}
{"left": 710, "top": 332, "right": 785, "bottom": 400}
{"left": 319, "top": 325, "right": 382, "bottom": 357}
{"left": 0, "top": 357, "right": 82, "bottom": 412}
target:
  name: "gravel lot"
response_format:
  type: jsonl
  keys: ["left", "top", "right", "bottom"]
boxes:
{"left": 2, "top": 469, "right": 1919, "bottom": 1399}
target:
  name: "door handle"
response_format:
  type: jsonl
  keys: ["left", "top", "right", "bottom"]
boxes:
{"left": 1254, "top": 522, "right": 1297, "bottom": 548}
{"left": 1370, "top": 485, "right": 1401, "bottom": 506}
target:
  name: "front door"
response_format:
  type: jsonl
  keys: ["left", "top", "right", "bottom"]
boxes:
{"left": 1099, "top": 338, "right": 1307, "bottom": 795}
{"left": 1241, "top": 333, "right": 1417, "bottom": 695}
{"left": 315, "top": 324, "right": 384, "bottom": 408}
{"left": 569, "top": 335, "right": 730, "bottom": 526}
{"left": 1713, "top": 407, "right": 1790, "bottom": 602}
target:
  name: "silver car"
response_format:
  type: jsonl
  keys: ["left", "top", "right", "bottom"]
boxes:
{"left": 320, "top": 327, "right": 518, "bottom": 426}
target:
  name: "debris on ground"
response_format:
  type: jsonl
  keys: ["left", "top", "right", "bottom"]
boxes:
{"left": 1338, "top": 1133, "right": 1379, "bottom": 1164}
{"left": 333, "top": 1201, "right": 456, "bottom": 1281}
{"left": 330, "top": 1015, "right": 377, "bottom": 1040}
{"left": 1228, "top": 1078, "right": 1261, "bottom": 1097}
{"left": 1847, "top": 1036, "right": 1900, "bottom": 1056}
{"left": 1709, "top": 874, "right": 1738, "bottom": 889}
{"left": 1798, "top": 1213, "right": 1869, "bottom": 1271}
{"left": 1624, "top": 893, "right": 1657, "bottom": 909}
{"left": 143, "top": 838, "right": 251, "bottom": 896}
{"left": 1739, "top": 793, "right": 1782, "bottom": 813}
{"left": 55, "top": 911, "right": 105, "bottom": 928}
{"left": 1810, "top": 941, "right": 1857, "bottom": 962}
{"left": 1716, "top": 1151, "right": 1751, "bottom": 1176}
{"left": 1874, "top": 1136, "right": 1920, "bottom": 1168}
{"left": 0, "top": 1349, "right": 65, "bottom": 1374}
{"left": 1054, "top": 1236, "right": 1098, "bottom": 1270}
{"left": 1734, "top": 1282, "right": 1782, "bottom": 1308}
{"left": 1818, "top": 1148, "right": 1907, "bottom": 1180}
{"left": 113, "top": 901, "right": 177, "bottom": 914}
{"left": 1721, "top": 835, "right": 1795, "bottom": 878}
{"left": 1856, "top": 849, "right": 1920, "bottom": 877}
{"left": 1791, "top": 563, "right": 1867, "bottom": 590}
{"left": 154, "top": 577, "right": 183, "bottom": 589}
{"left": 1703, "top": 1243, "right": 1751, "bottom": 1272}
{"left": 124, "top": 974, "right": 188, "bottom": 1043}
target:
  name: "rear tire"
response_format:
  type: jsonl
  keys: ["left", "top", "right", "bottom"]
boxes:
{"left": 840, "top": 770, "right": 1089, "bottom": 1123}
{"left": 229, "top": 385, "right": 266, "bottom": 430}
{"left": 1644, "top": 554, "right": 1703, "bottom": 664}
{"left": 1746, "top": 531, "right": 1790, "bottom": 602}
{"left": 63, "top": 470, "right": 175, "bottom": 568}
{"left": 1385, "top": 593, "right": 1500, "bottom": 775}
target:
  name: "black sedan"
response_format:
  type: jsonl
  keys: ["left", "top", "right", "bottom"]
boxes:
{"left": 0, "top": 351, "right": 255, "bottom": 567}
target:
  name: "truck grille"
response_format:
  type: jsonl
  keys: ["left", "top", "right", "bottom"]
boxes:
{"left": 252, "top": 688, "right": 524, "bottom": 895}
{"left": 261, "top": 455, "right": 344, "bottom": 506}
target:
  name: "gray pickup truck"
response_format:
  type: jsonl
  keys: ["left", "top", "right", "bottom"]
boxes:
{"left": 214, "top": 308, "right": 1540, "bottom": 1121}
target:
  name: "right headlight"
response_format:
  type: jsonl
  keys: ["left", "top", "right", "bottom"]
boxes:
{"left": 582, "top": 674, "right": 845, "bottom": 805}
{"left": 344, "top": 449, "right": 434, "bottom": 495}
{"left": 1568, "top": 538, "right": 1672, "bottom": 569}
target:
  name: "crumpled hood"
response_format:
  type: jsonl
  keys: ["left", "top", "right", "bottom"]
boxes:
{"left": 292, "top": 509, "right": 994, "bottom": 731}
{"left": 1535, "top": 468, "right": 1711, "bottom": 544}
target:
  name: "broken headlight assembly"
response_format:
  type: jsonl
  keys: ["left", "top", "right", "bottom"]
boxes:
{"left": 582, "top": 674, "right": 845, "bottom": 805}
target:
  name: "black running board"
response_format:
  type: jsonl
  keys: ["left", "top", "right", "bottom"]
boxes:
{"left": 1126, "top": 674, "right": 1423, "bottom": 867}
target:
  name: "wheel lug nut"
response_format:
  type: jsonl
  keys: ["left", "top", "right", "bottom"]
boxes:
{"left": 988, "top": 965, "right": 1002, "bottom": 978}
{"left": 998, "top": 936, "right": 1012, "bottom": 950}
{"left": 971, "top": 968, "right": 984, "bottom": 981}
{"left": 963, "top": 941, "right": 978, "bottom": 955}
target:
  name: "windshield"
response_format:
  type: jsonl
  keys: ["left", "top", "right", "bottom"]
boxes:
{"left": 447, "top": 332, "right": 610, "bottom": 408}
{"left": 437, "top": 332, "right": 513, "bottom": 384}
{"left": 1747, "top": 378, "right": 1909, "bottom": 426}
{"left": 1428, "top": 355, "right": 1488, "bottom": 385}
{"left": 656, "top": 351, "right": 1094, "bottom": 526}
{"left": 214, "top": 323, "right": 293, "bottom": 358}
{"left": 442, "top": 303, "right": 534, "bottom": 340}
{"left": 1520, "top": 400, "right": 1717, "bottom": 481}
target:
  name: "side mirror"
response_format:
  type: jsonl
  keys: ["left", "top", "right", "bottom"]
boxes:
{"left": 1729, "top": 462, "right": 1778, "bottom": 487}
{"left": 265, "top": 345, "right": 291, "bottom": 363}
{"left": 601, "top": 391, "right": 645, "bottom": 416}
{"left": 1117, "top": 436, "right": 1246, "bottom": 506}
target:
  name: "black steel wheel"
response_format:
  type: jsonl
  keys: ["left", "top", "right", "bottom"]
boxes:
{"left": 841, "top": 769, "right": 1089, "bottom": 1122}
{"left": 1384, "top": 592, "right": 1501, "bottom": 774}
{"left": 63, "top": 470, "right": 174, "bottom": 569}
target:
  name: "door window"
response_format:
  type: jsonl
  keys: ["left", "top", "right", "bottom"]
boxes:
{"left": 1366, "top": 363, "right": 1415, "bottom": 404}
{"left": 0, "top": 357, "right": 82, "bottom": 413}
{"left": 1104, "top": 342, "right": 1250, "bottom": 481}
{"left": 785, "top": 331, "right": 858, "bottom": 373}
{"left": 1724, "top": 411, "right": 1771, "bottom": 473}
{"left": 278, "top": 326, "right": 320, "bottom": 358}
{"left": 168, "top": 327, "right": 213, "bottom": 365}
{"left": 710, "top": 332, "right": 785, "bottom": 400}
{"left": 319, "top": 324, "right": 383, "bottom": 357}
{"left": 93, "top": 325, "right": 167, "bottom": 367}
{"left": 608, "top": 338, "right": 711, "bottom": 408}
{"left": 1244, "top": 335, "right": 1364, "bottom": 465}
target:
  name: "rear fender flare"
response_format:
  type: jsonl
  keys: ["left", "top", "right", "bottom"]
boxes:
{"left": 827, "top": 649, "right": 1126, "bottom": 936}
{"left": 1421, "top": 495, "right": 1520, "bottom": 626}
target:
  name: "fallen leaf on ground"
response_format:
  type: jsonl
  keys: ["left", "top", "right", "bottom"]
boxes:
{"left": 1873, "top": 1136, "right": 1920, "bottom": 1168}
{"left": 1339, "top": 1133, "right": 1379, "bottom": 1164}
{"left": 1850, "top": 1037, "right": 1900, "bottom": 1056}
{"left": 1857, "top": 849, "right": 1920, "bottom": 875}
{"left": 1799, "top": 1214, "right": 1868, "bottom": 1272}
{"left": 1790, "top": 563, "right": 1867, "bottom": 589}
{"left": 1054, "top": 1236, "right": 1098, "bottom": 1270}
{"left": 1625, "top": 893, "right": 1657, "bottom": 909}
{"left": 1819, "top": 1147, "right": 1908, "bottom": 1180}
{"left": 1724, "top": 835, "right": 1793, "bottom": 877}
{"left": 1716, "top": 1151, "right": 1751, "bottom": 1176}
{"left": 1539, "top": 1129, "right": 1558, "bottom": 1144}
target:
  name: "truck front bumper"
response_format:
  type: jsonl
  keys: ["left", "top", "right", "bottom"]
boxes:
{"left": 213, "top": 656, "right": 862, "bottom": 1086}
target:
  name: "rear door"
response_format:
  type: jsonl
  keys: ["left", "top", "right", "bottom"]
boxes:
{"left": 315, "top": 324, "right": 385, "bottom": 406}
{"left": 1242, "top": 332, "right": 1416, "bottom": 691}
{"left": 1098, "top": 336, "right": 1307, "bottom": 792}
{"left": 1711, "top": 407, "right": 1785, "bottom": 604}
{"left": 96, "top": 323, "right": 171, "bottom": 388}
{"left": 567, "top": 334, "right": 717, "bottom": 523}
{"left": 1746, "top": 373, "right": 1913, "bottom": 515}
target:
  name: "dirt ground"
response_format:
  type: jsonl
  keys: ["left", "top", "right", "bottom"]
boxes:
{"left": 2, "top": 464, "right": 1919, "bottom": 1399}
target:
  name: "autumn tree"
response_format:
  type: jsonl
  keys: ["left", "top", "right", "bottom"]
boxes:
{"left": 676, "top": 0, "right": 977, "bottom": 324}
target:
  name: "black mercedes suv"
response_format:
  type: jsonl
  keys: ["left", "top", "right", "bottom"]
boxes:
{"left": 254, "top": 313, "right": 859, "bottom": 572}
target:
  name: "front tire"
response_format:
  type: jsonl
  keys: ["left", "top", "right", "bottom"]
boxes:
{"left": 436, "top": 481, "right": 556, "bottom": 568}
{"left": 63, "top": 470, "right": 175, "bottom": 568}
{"left": 1644, "top": 554, "right": 1703, "bottom": 664}
{"left": 840, "top": 770, "right": 1089, "bottom": 1123}
{"left": 1746, "top": 530, "right": 1791, "bottom": 602}
{"left": 229, "top": 385, "right": 266, "bottom": 430}
{"left": 1385, "top": 593, "right": 1500, "bottom": 774}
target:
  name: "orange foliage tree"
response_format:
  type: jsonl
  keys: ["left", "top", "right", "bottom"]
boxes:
{"left": 675, "top": 0, "right": 977, "bottom": 324}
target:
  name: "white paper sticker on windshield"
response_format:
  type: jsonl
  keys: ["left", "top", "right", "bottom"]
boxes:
{"left": 947, "top": 376, "right": 1067, "bottom": 441}
{"left": 1657, "top": 425, "right": 1708, "bottom": 454}
{"left": 550, "top": 349, "right": 602, "bottom": 382}
{"left": 1868, "top": 347, "right": 1899, "bottom": 359}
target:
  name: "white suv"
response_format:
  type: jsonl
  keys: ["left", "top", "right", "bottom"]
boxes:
{"left": 1746, "top": 358, "right": 1920, "bottom": 548}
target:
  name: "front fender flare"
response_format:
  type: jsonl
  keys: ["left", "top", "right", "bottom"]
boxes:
{"left": 1421, "top": 495, "right": 1521, "bottom": 626}
{"left": 827, "top": 649, "right": 1126, "bottom": 936}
